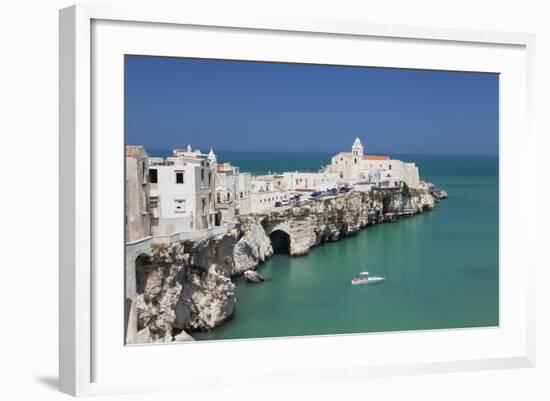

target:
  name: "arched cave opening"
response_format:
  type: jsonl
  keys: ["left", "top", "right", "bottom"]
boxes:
{"left": 269, "top": 230, "right": 291, "bottom": 254}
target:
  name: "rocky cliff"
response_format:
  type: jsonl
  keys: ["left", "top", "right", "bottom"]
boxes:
{"left": 127, "top": 185, "right": 447, "bottom": 344}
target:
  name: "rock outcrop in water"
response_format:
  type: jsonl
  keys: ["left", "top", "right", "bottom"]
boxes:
{"left": 244, "top": 269, "right": 265, "bottom": 283}
{"left": 233, "top": 224, "right": 274, "bottom": 274}
{"left": 126, "top": 185, "right": 447, "bottom": 344}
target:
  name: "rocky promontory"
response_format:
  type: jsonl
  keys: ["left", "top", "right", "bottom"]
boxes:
{"left": 126, "top": 184, "right": 447, "bottom": 344}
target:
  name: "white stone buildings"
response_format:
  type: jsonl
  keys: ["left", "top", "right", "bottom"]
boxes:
{"left": 250, "top": 174, "right": 289, "bottom": 212}
{"left": 250, "top": 170, "right": 339, "bottom": 212}
{"left": 148, "top": 145, "right": 217, "bottom": 236}
{"left": 237, "top": 173, "right": 252, "bottom": 214}
{"left": 328, "top": 138, "right": 420, "bottom": 189}
{"left": 125, "top": 138, "right": 424, "bottom": 241}
{"left": 214, "top": 160, "right": 252, "bottom": 224}
{"left": 125, "top": 146, "right": 152, "bottom": 242}
{"left": 282, "top": 171, "right": 339, "bottom": 192}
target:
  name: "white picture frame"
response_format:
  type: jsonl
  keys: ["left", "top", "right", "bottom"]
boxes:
{"left": 59, "top": 4, "right": 536, "bottom": 397}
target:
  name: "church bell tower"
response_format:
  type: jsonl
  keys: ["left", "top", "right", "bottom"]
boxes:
{"left": 352, "top": 137, "right": 364, "bottom": 157}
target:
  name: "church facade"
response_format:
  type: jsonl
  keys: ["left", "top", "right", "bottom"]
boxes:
{"left": 328, "top": 138, "right": 420, "bottom": 189}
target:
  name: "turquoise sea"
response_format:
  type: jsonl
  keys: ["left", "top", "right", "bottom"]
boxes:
{"left": 154, "top": 151, "right": 499, "bottom": 340}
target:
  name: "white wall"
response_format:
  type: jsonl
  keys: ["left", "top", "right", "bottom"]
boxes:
{"left": 214, "top": 169, "right": 237, "bottom": 223}
{"left": 149, "top": 157, "right": 216, "bottom": 234}
{"left": 215, "top": 167, "right": 252, "bottom": 221}
{"left": 329, "top": 152, "right": 354, "bottom": 180}
{"left": 359, "top": 159, "right": 420, "bottom": 188}
{"left": 2, "top": 1, "right": 548, "bottom": 401}
{"left": 251, "top": 191, "right": 290, "bottom": 212}
{"left": 151, "top": 164, "right": 198, "bottom": 220}
{"left": 283, "top": 171, "right": 339, "bottom": 191}
{"left": 236, "top": 172, "right": 252, "bottom": 215}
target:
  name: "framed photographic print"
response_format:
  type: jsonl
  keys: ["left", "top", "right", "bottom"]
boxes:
{"left": 59, "top": 4, "right": 536, "bottom": 396}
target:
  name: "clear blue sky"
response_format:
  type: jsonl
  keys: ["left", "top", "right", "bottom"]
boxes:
{"left": 125, "top": 56, "right": 498, "bottom": 156}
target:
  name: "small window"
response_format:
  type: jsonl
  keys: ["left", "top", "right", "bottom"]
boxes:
{"left": 201, "top": 169, "right": 205, "bottom": 184}
{"left": 240, "top": 191, "right": 243, "bottom": 199}
{"left": 389, "top": 165, "right": 392, "bottom": 170}
{"left": 175, "top": 171, "right": 184, "bottom": 184}
{"left": 149, "top": 169, "right": 158, "bottom": 183}
{"left": 208, "top": 172, "right": 212, "bottom": 186}
{"left": 174, "top": 199, "right": 186, "bottom": 213}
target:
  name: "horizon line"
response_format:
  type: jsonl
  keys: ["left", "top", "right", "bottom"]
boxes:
{"left": 140, "top": 147, "right": 499, "bottom": 158}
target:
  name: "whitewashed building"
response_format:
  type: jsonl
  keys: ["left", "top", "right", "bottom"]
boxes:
{"left": 125, "top": 146, "right": 152, "bottom": 242}
{"left": 237, "top": 172, "right": 252, "bottom": 215}
{"left": 148, "top": 145, "right": 217, "bottom": 235}
{"left": 214, "top": 159, "right": 252, "bottom": 224}
{"left": 328, "top": 138, "right": 420, "bottom": 189}
{"left": 282, "top": 171, "right": 339, "bottom": 192}
{"left": 250, "top": 174, "right": 290, "bottom": 212}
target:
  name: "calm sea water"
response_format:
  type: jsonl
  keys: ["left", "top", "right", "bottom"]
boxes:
{"left": 153, "top": 151, "right": 499, "bottom": 340}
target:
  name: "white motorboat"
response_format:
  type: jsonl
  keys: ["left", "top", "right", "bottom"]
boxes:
{"left": 351, "top": 271, "right": 385, "bottom": 285}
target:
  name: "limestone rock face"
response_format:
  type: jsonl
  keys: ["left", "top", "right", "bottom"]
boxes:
{"left": 129, "top": 184, "right": 447, "bottom": 343}
{"left": 134, "top": 243, "right": 186, "bottom": 342}
{"left": 136, "top": 327, "right": 152, "bottom": 343}
{"left": 244, "top": 269, "right": 265, "bottom": 283}
{"left": 134, "top": 236, "right": 238, "bottom": 343}
{"left": 233, "top": 223, "right": 273, "bottom": 274}
{"left": 174, "top": 268, "right": 235, "bottom": 331}
{"left": 173, "top": 329, "right": 196, "bottom": 342}
{"left": 240, "top": 188, "right": 445, "bottom": 257}
{"left": 173, "top": 233, "right": 238, "bottom": 331}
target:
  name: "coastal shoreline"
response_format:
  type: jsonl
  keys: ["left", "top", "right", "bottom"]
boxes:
{"left": 125, "top": 185, "right": 447, "bottom": 344}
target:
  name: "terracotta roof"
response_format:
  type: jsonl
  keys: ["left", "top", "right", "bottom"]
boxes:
{"left": 363, "top": 155, "right": 390, "bottom": 160}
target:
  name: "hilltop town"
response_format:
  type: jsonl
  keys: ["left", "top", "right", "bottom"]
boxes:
{"left": 126, "top": 138, "right": 435, "bottom": 243}
{"left": 124, "top": 139, "right": 448, "bottom": 344}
